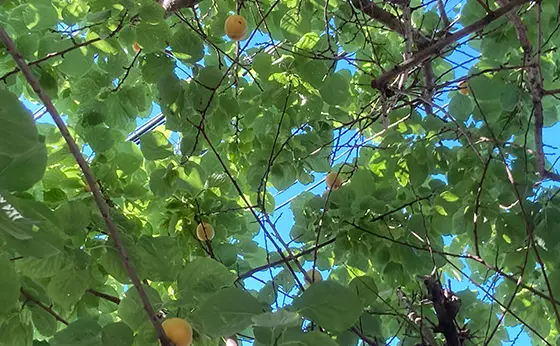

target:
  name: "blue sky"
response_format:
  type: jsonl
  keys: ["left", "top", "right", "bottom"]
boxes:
{"left": 18, "top": 1, "right": 560, "bottom": 344}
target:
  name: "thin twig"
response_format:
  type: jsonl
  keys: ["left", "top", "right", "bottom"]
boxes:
{"left": 20, "top": 288, "right": 68, "bottom": 325}
{"left": 473, "top": 155, "right": 492, "bottom": 257}
{"left": 87, "top": 289, "right": 121, "bottom": 305}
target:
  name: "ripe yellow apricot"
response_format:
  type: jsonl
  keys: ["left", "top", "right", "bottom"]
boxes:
{"left": 224, "top": 15, "right": 247, "bottom": 41}
{"left": 162, "top": 318, "right": 193, "bottom": 346}
{"left": 458, "top": 80, "right": 469, "bottom": 95}
{"left": 305, "top": 269, "right": 322, "bottom": 284}
{"left": 196, "top": 222, "right": 215, "bottom": 241}
{"left": 132, "top": 42, "right": 142, "bottom": 53}
{"left": 325, "top": 172, "right": 342, "bottom": 190}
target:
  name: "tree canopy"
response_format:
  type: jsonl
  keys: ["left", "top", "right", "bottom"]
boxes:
{"left": 0, "top": 0, "right": 560, "bottom": 345}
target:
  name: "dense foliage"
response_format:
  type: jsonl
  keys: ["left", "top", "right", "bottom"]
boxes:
{"left": 1, "top": 0, "right": 560, "bottom": 345}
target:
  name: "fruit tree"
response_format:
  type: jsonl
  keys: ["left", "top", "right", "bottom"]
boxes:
{"left": 0, "top": 0, "right": 560, "bottom": 345}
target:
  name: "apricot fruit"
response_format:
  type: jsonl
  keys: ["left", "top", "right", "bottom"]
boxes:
{"left": 162, "top": 318, "right": 193, "bottom": 346}
{"left": 325, "top": 172, "right": 342, "bottom": 190}
{"left": 458, "top": 80, "right": 469, "bottom": 95}
{"left": 224, "top": 15, "right": 247, "bottom": 41}
{"left": 196, "top": 222, "right": 215, "bottom": 241}
{"left": 305, "top": 268, "right": 322, "bottom": 284}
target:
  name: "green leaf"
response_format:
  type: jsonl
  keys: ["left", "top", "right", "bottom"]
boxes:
{"left": 294, "top": 32, "right": 320, "bottom": 52}
{"left": 149, "top": 167, "right": 177, "bottom": 197}
{"left": 440, "top": 191, "right": 459, "bottom": 202}
{"left": 47, "top": 268, "right": 90, "bottom": 310}
{"left": 0, "top": 89, "right": 47, "bottom": 191}
{"left": 140, "top": 53, "right": 176, "bottom": 84}
{"left": 79, "top": 100, "right": 107, "bottom": 126}
{"left": 138, "top": 1, "right": 166, "bottom": 23}
{"left": 298, "top": 60, "right": 329, "bottom": 88}
{"left": 198, "top": 66, "right": 223, "bottom": 89}
{"left": 0, "top": 255, "right": 20, "bottom": 316}
{"left": 51, "top": 318, "right": 102, "bottom": 346}
{"left": 0, "top": 194, "right": 64, "bottom": 258}
{"left": 280, "top": 9, "right": 310, "bottom": 42}
{"left": 57, "top": 42, "right": 94, "bottom": 78}
{"left": 29, "top": 303, "right": 57, "bottom": 337}
{"left": 299, "top": 331, "right": 338, "bottom": 346}
{"left": 320, "top": 72, "right": 350, "bottom": 106}
{"left": 195, "top": 287, "right": 265, "bottom": 337}
{"left": 85, "top": 126, "right": 114, "bottom": 153}
{"left": 21, "top": 0, "right": 58, "bottom": 31}
{"left": 0, "top": 315, "right": 33, "bottom": 346}
{"left": 99, "top": 249, "right": 132, "bottom": 284}
{"left": 293, "top": 280, "right": 363, "bottom": 332}
{"left": 140, "top": 131, "right": 174, "bottom": 160}
{"left": 177, "top": 258, "right": 236, "bottom": 299}
{"left": 467, "top": 73, "right": 502, "bottom": 101}
{"left": 348, "top": 276, "right": 378, "bottom": 305}
{"left": 448, "top": 94, "right": 474, "bottom": 121}
{"left": 115, "top": 142, "right": 143, "bottom": 175}
{"left": 101, "top": 322, "right": 134, "bottom": 346}
{"left": 499, "top": 83, "right": 519, "bottom": 111}
{"left": 252, "top": 309, "right": 301, "bottom": 328}
{"left": 136, "top": 235, "right": 182, "bottom": 281}
{"left": 170, "top": 25, "right": 205, "bottom": 63}
{"left": 15, "top": 252, "right": 69, "bottom": 279}
{"left": 118, "top": 285, "right": 162, "bottom": 331}
{"left": 270, "top": 163, "right": 298, "bottom": 190}
{"left": 136, "top": 22, "right": 172, "bottom": 53}
{"left": 180, "top": 162, "right": 206, "bottom": 196}
{"left": 213, "top": 243, "right": 238, "bottom": 267}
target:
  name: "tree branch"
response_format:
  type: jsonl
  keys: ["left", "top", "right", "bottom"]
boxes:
{"left": 237, "top": 238, "right": 338, "bottom": 281}
{"left": 351, "top": 0, "right": 429, "bottom": 45}
{"left": 369, "top": 0, "right": 529, "bottom": 90}
{"left": 21, "top": 288, "right": 68, "bottom": 325}
{"left": 87, "top": 289, "right": 121, "bottom": 305}
{"left": 421, "top": 275, "right": 461, "bottom": 346}
{"left": 494, "top": 0, "right": 554, "bottom": 182}
{"left": 0, "top": 26, "right": 173, "bottom": 346}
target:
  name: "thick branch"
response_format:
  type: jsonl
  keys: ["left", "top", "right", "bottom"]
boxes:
{"left": 370, "top": 0, "right": 529, "bottom": 89}
{"left": 351, "top": 0, "right": 429, "bottom": 45}
{"left": 422, "top": 276, "right": 460, "bottom": 346}
{"left": 0, "top": 26, "right": 172, "bottom": 346}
